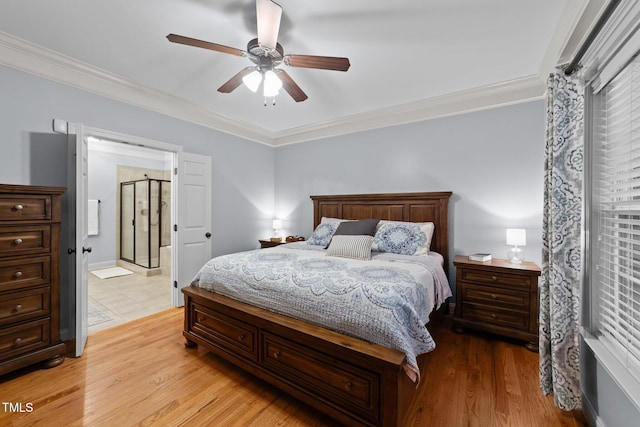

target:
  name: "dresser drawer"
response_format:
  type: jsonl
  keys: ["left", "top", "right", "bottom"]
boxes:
{"left": 0, "top": 318, "right": 50, "bottom": 361}
{"left": 460, "top": 268, "right": 531, "bottom": 289}
{"left": 462, "top": 284, "right": 529, "bottom": 309}
{"left": 0, "top": 256, "right": 50, "bottom": 292}
{"left": 262, "top": 332, "right": 380, "bottom": 423}
{"left": 0, "top": 287, "right": 50, "bottom": 326}
{"left": 192, "top": 303, "right": 258, "bottom": 361}
{"left": 0, "top": 226, "right": 51, "bottom": 258}
{"left": 462, "top": 303, "right": 529, "bottom": 330}
{"left": 0, "top": 194, "right": 50, "bottom": 222}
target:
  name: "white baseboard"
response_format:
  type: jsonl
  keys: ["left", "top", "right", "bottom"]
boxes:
{"left": 88, "top": 260, "right": 116, "bottom": 271}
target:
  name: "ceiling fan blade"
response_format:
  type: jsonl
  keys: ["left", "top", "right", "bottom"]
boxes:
{"left": 256, "top": 0, "right": 282, "bottom": 50}
{"left": 275, "top": 69, "right": 308, "bottom": 102}
{"left": 167, "top": 34, "right": 244, "bottom": 57}
{"left": 217, "top": 67, "right": 255, "bottom": 93}
{"left": 284, "top": 55, "right": 350, "bottom": 72}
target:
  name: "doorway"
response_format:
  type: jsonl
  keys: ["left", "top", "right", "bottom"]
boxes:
{"left": 86, "top": 137, "right": 173, "bottom": 333}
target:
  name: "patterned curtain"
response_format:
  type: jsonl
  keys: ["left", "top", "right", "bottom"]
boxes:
{"left": 539, "top": 69, "right": 584, "bottom": 410}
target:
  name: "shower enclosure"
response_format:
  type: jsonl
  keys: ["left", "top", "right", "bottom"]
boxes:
{"left": 120, "top": 178, "right": 171, "bottom": 269}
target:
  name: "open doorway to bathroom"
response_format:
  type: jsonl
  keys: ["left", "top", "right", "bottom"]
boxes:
{"left": 86, "top": 138, "right": 173, "bottom": 333}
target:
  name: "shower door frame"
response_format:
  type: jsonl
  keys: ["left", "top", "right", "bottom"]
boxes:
{"left": 120, "top": 178, "right": 171, "bottom": 269}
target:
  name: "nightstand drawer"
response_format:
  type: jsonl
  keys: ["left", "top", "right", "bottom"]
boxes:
{"left": 463, "top": 284, "right": 529, "bottom": 309}
{"left": 462, "top": 304, "right": 529, "bottom": 330}
{"left": 460, "top": 269, "right": 531, "bottom": 289}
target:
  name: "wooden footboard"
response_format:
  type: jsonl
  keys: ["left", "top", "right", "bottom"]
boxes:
{"left": 183, "top": 286, "right": 418, "bottom": 427}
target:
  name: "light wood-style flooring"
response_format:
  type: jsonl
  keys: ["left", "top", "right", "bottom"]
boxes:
{"left": 0, "top": 308, "right": 588, "bottom": 426}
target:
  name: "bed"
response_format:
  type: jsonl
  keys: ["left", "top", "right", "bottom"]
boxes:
{"left": 182, "top": 192, "right": 452, "bottom": 426}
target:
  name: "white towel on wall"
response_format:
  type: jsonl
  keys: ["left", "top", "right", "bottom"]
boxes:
{"left": 88, "top": 199, "right": 99, "bottom": 235}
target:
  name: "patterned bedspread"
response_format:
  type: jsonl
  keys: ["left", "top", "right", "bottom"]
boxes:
{"left": 190, "top": 242, "right": 452, "bottom": 382}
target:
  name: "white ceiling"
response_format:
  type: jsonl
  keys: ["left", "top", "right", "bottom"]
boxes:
{"left": 0, "top": 0, "right": 602, "bottom": 145}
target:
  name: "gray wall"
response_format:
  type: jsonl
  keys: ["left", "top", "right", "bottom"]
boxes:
{"left": 0, "top": 64, "right": 275, "bottom": 340}
{"left": 274, "top": 100, "right": 546, "bottom": 291}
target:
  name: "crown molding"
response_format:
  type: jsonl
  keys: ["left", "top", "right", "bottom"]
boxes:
{"left": 270, "top": 75, "right": 546, "bottom": 146}
{"left": 0, "top": 31, "right": 272, "bottom": 146}
{"left": 0, "top": 4, "right": 592, "bottom": 149}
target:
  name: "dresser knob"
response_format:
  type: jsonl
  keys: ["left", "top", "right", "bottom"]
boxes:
{"left": 491, "top": 294, "right": 497, "bottom": 299}
{"left": 491, "top": 275, "right": 497, "bottom": 281}
{"left": 199, "top": 316, "right": 205, "bottom": 322}
{"left": 14, "top": 337, "right": 22, "bottom": 346}
{"left": 15, "top": 271, "right": 23, "bottom": 278}
{"left": 14, "top": 238, "right": 23, "bottom": 245}
{"left": 14, "top": 304, "right": 23, "bottom": 312}
{"left": 273, "top": 351, "right": 280, "bottom": 359}
{"left": 238, "top": 334, "right": 245, "bottom": 341}
{"left": 14, "top": 204, "right": 23, "bottom": 211}
{"left": 491, "top": 313, "right": 497, "bottom": 319}
{"left": 345, "top": 382, "right": 353, "bottom": 390}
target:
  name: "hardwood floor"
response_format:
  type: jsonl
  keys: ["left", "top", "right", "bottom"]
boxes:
{"left": 0, "top": 308, "right": 588, "bottom": 426}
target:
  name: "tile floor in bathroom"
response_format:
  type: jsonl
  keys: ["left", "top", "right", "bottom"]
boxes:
{"left": 88, "top": 270, "right": 173, "bottom": 334}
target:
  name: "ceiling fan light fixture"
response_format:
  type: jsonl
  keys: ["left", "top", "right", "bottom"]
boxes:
{"left": 263, "top": 70, "right": 282, "bottom": 97}
{"left": 242, "top": 69, "right": 262, "bottom": 92}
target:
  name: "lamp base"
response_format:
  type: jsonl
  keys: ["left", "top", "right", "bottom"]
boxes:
{"left": 507, "top": 247, "right": 524, "bottom": 264}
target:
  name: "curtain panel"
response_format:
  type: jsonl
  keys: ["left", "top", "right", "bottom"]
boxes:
{"left": 540, "top": 69, "right": 584, "bottom": 410}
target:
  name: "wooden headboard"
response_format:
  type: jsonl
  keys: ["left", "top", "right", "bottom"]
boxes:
{"left": 310, "top": 192, "right": 452, "bottom": 267}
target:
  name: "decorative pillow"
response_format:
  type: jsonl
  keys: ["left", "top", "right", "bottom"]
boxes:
{"left": 326, "top": 235, "right": 375, "bottom": 261}
{"left": 307, "top": 223, "right": 338, "bottom": 246}
{"left": 373, "top": 221, "right": 435, "bottom": 255}
{"left": 325, "top": 218, "right": 380, "bottom": 248}
{"left": 320, "top": 217, "right": 348, "bottom": 225}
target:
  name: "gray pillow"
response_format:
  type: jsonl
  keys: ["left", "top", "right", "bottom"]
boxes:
{"left": 325, "top": 218, "right": 380, "bottom": 248}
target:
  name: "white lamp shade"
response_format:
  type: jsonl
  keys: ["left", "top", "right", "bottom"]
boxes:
{"left": 242, "top": 70, "right": 262, "bottom": 92}
{"left": 263, "top": 70, "right": 282, "bottom": 97}
{"left": 272, "top": 219, "right": 282, "bottom": 230}
{"left": 506, "top": 228, "right": 526, "bottom": 246}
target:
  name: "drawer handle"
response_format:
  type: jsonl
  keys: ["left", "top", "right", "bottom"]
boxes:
{"left": 491, "top": 294, "right": 497, "bottom": 299}
{"left": 14, "top": 238, "right": 23, "bottom": 245}
{"left": 15, "top": 271, "right": 23, "bottom": 278}
{"left": 273, "top": 351, "right": 280, "bottom": 359}
{"left": 14, "top": 304, "right": 23, "bottom": 312}
{"left": 238, "top": 334, "right": 245, "bottom": 342}
{"left": 14, "top": 337, "right": 23, "bottom": 346}
{"left": 491, "top": 313, "right": 497, "bottom": 319}
{"left": 199, "top": 316, "right": 206, "bottom": 322}
{"left": 491, "top": 275, "right": 497, "bottom": 281}
{"left": 14, "top": 204, "right": 23, "bottom": 211}
{"left": 345, "top": 382, "right": 353, "bottom": 390}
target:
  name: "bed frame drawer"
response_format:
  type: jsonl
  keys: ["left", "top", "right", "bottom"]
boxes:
{"left": 262, "top": 332, "right": 380, "bottom": 423}
{"left": 191, "top": 303, "right": 258, "bottom": 361}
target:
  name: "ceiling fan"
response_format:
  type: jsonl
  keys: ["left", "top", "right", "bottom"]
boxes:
{"left": 167, "top": 0, "right": 350, "bottom": 104}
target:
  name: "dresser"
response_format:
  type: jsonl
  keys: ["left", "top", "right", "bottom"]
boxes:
{"left": 0, "top": 184, "right": 66, "bottom": 375}
{"left": 452, "top": 255, "right": 541, "bottom": 351}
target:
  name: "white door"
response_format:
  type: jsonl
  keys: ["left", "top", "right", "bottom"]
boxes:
{"left": 67, "top": 123, "right": 90, "bottom": 357}
{"left": 173, "top": 152, "right": 212, "bottom": 306}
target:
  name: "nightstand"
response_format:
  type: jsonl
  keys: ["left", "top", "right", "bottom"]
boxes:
{"left": 259, "top": 239, "right": 287, "bottom": 249}
{"left": 452, "top": 255, "right": 541, "bottom": 352}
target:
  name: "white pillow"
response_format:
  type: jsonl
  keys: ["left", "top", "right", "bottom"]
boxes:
{"left": 326, "top": 235, "right": 374, "bottom": 261}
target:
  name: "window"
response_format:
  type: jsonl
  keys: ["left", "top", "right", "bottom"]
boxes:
{"left": 590, "top": 55, "right": 640, "bottom": 383}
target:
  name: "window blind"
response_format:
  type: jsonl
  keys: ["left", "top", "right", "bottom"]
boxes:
{"left": 594, "top": 55, "right": 640, "bottom": 382}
